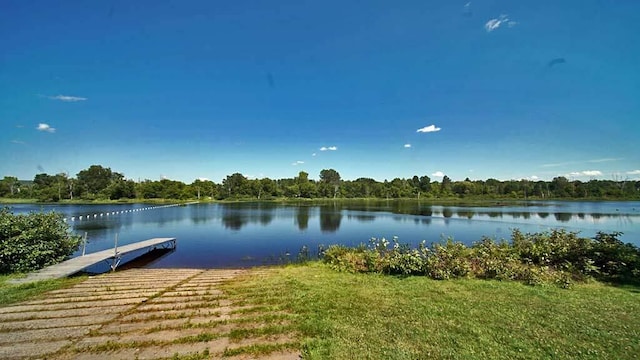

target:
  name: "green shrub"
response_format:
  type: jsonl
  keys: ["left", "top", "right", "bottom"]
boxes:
{"left": 0, "top": 208, "right": 81, "bottom": 274}
{"left": 590, "top": 231, "right": 640, "bottom": 284}
{"left": 469, "top": 237, "right": 520, "bottom": 280}
{"left": 321, "top": 229, "right": 639, "bottom": 287}
{"left": 322, "top": 244, "right": 378, "bottom": 273}
{"left": 425, "top": 239, "right": 471, "bottom": 280}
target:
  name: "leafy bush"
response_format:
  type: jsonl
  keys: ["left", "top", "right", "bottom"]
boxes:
{"left": 468, "top": 237, "right": 520, "bottom": 280}
{"left": 425, "top": 239, "right": 471, "bottom": 280}
{"left": 0, "top": 208, "right": 81, "bottom": 274}
{"left": 590, "top": 231, "right": 640, "bottom": 283}
{"left": 321, "top": 229, "right": 640, "bottom": 287}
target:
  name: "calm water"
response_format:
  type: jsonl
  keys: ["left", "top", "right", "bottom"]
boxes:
{"left": 6, "top": 201, "right": 640, "bottom": 270}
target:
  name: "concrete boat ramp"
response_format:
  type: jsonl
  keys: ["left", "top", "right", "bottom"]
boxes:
{"left": 9, "top": 238, "right": 176, "bottom": 284}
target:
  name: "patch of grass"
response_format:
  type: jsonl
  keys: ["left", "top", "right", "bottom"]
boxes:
{"left": 170, "top": 348, "right": 210, "bottom": 360}
{"left": 0, "top": 274, "right": 86, "bottom": 306}
{"left": 228, "top": 324, "right": 296, "bottom": 341}
{"left": 173, "top": 332, "right": 219, "bottom": 344}
{"left": 221, "top": 342, "right": 299, "bottom": 357}
{"left": 221, "top": 262, "right": 640, "bottom": 360}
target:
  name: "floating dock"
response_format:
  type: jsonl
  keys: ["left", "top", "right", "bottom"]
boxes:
{"left": 9, "top": 238, "right": 176, "bottom": 284}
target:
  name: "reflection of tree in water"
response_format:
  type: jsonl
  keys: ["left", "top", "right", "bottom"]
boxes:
{"left": 442, "top": 208, "right": 453, "bottom": 218}
{"left": 419, "top": 207, "right": 433, "bottom": 216}
{"left": 456, "top": 210, "right": 474, "bottom": 219}
{"left": 189, "top": 205, "right": 212, "bottom": 224}
{"left": 349, "top": 215, "right": 375, "bottom": 222}
{"left": 554, "top": 212, "right": 572, "bottom": 222}
{"left": 259, "top": 206, "right": 273, "bottom": 226}
{"left": 222, "top": 212, "right": 247, "bottom": 230}
{"left": 538, "top": 212, "right": 549, "bottom": 219}
{"left": 295, "top": 206, "right": 310, "bottom": 231}
{"left": 320, "top": 205, "right": 342, "bottom": 233}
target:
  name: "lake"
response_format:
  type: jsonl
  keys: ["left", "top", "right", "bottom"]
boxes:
{"left": 6, "top": 200, "right": 640, "bottom": 271}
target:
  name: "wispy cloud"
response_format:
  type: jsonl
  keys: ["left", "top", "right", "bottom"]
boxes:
{"left": 485, "top": 14, "right": 516, "bottom": 32}
{"left": 36, "top": 123, "right": 56, "bottom": 133}
{"left": 320, "top": 146, "right": 338, "bottom": 151}
{"left": 416, "top": 125, "right": 441, "bottom": 133}
{"left": 463, "top": 2, "right": 472, "bottom": 17}
{"left": 48, "top": 94, "right": 87, "bottom": 102}
{"left": 588, "top": 158, "right": 622, "bottom": 163}
{"left": 312, "top": 153, "right": 317, "bottom": 157}
{"left": 542, "top": 158, "right": 621, "bottom": 168}
{"left": 627, "top": 170, "right": 640, "bottom": 175}
{"left": 542, "top": 161, "right": 574, "bottom": 168}
{"left": 291, "top": 161, "right": 305, "bottom": 166}
{"left": 568, "top": 170, "right": 603, "bottom": 177}
{"left": 432, "top": 171, "right": 445, "bottom": 177}
{"left": 11, "top": 140, "right": 26, "bottom": 145}
{"left": 403, "top": 144, "right": 412, "bottom": 148}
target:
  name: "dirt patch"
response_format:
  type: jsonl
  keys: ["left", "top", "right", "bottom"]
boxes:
{"left": 1, "top": 268, "right": 300, "bottom": 359}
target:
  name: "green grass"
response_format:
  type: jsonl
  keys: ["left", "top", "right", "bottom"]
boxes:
{"left": 0, "top": 274, "right": 85, "bottom": 306}
{"left": 222, "top": 262, "right": 640, "bottom": 360}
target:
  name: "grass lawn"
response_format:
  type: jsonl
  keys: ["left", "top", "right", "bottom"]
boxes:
{"left": 222, "top": 262, "right": 640, "bottom": 360}
{"left": 0, "top": 274, "right": 85, "bottom": 305}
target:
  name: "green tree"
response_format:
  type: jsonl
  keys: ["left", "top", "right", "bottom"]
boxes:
{"left": 222, "top": 173, "right": 249, "bottom": 198}
{"left": 319, "top": 169, "right": 341, "bottom": 198}
{"left": 0, "top": 208, "right": 81, "bottom": 273}
{"left": 76, "top": 165, "right": 115, "bottom": 198}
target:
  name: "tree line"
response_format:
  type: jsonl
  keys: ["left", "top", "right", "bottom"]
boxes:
{"left": 0, "top": 165, "right": 638, "bottom": 202}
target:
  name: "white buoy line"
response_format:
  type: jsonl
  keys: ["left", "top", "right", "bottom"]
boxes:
{"left": 63, "top": 203, "right": 189, "bottom": 222}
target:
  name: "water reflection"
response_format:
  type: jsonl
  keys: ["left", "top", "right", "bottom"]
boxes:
{"left": 220, "top": 203, "right": 274, "bottom": 230}
{"left": 295, "top": 206, "right": 310, "bottom": 231}
{"left": 4, "top": 200, "right": 639, "bottom": 269}
{"left": 554, "top": 213, "right": 573, "bottom": 222}
{"left": 319, "top": 205, "right": 342, "bottom": 233}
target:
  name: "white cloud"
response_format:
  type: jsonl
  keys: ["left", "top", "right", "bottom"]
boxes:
{"left": 568, "top": 170, "right": 603, "bottom": 177}
{"left": 291, "top": 161, "right": 305, "bottom": 166}
{"left": 11, "top": 140, "right": 26, "bottom": 145}
{"left": 416, "top": 125, "right": 441, "bottom": 133}
{"left": 589, "top": 158, "right": 621, "bottom": 163}
{"left": 197, "top": 177, "right": 210, "bottom": 181}
{"left": 530, "top": 175, "right": 539, "bottom": 180}
{"left": 403, "top": 144, "right": 411, "bottom": 148}
{"left": 36, "top": 123, "right": 56, "bottom": 133}
{"left": 485, "top": 14, "right": 515, "bottom": 32}
{"left": 320, "top": 146, "right": 338, "bottom": 151}
{"left": 626, "top": 170, "right": 640, "bottom": 175}
{"left": 432, "top": 171, "right": 445, "bottom": 177}
{"left": 49, "top": 95, "right": 87, "bottom": 102}
{"left": 312, "top": 153, "right": 317, "bottom": 157}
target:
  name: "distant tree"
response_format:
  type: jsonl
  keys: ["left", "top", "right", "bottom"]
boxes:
{"left": 295, "top": 171, "right": 317, "bottom": 198}
{"left": 222, "top": 173, "right": 249, "bottom": 198}
{"left": 0, "top": 176, "right": 20, "bottom": 197}
{"left": 76, "top": 165, "right": 115, "bottom": 197}
{"left": 441, "top": 175, "right": 452, "bottom": 195}
{"left": 319, "top": 169, "right": 341, "bottom": 198}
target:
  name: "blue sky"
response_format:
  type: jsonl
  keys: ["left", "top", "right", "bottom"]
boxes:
{"left": 1, "top": 0, "right": 639, "bottom": 183}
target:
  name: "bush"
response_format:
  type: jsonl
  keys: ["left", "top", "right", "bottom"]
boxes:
{"left": 590, "top": 231, "right": 640, "bottom": 284}
{"left": 0, "top": 208, "right": 81, "bottom": 274}
{"left": 425, "top": 239, "right": 471, "bottom": 280}
{"left": 321, "top": 229, "right": 640, "bottom": 287}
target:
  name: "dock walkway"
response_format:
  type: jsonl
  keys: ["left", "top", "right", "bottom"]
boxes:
{"left": 9, "top": 238, "right": 176, "bottom": 284}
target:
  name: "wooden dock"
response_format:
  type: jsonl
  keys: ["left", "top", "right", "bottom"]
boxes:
{"left": 9, "top": 238, "right": 176, "bottom": 284}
